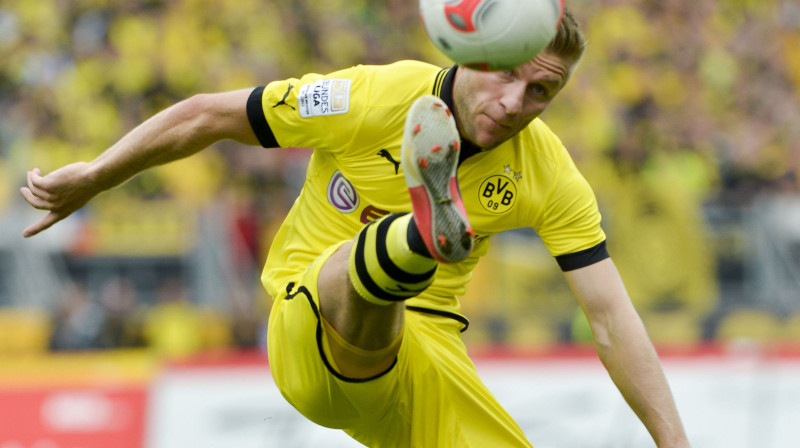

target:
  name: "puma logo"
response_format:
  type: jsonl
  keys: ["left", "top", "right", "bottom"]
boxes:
{"left": 273, "top": 84, "right": 295, "bottom": 110}
{"left": 377, "top": 149, "right": 400, "bottom": 175}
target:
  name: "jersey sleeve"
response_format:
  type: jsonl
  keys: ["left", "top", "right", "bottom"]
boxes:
{"left": 246, "top": 61, "right": 440, "bottom": 154}
{"left": 246, "top": 85, "right": 278, "bottom": 147}
{"left": 533, "top": 145, "right": 608, "bottom": 271}
{"left": 246, "top": 68, "right": 369, "bottom": 153}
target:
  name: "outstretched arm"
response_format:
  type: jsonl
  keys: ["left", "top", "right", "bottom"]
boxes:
{"left": 20, "top": 88, "right": 258, "bottom": 237}
{"left": 564, "top": 257, "right": 690, "bottom": 448}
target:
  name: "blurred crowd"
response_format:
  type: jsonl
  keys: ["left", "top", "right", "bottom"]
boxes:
{"left": 0, "top": 0, "right": 798, "bottom": 356}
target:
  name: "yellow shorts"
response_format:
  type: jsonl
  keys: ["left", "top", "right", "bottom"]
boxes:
{"left": 266, "top": 242, "right": 533, "bottom": 448}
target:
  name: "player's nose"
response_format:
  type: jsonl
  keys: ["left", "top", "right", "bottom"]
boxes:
{"left": 499, "top": 81, "right": 525, "bottom": 116}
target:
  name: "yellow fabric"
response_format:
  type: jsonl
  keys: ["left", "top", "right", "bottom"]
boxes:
{"left": 348, "top": 221, "right": 385, "bottom": 305}
{"left": 267, "top": 243, "right": 532, "bottom": 447}
{"left": 320, "top": 316, "right": 401, "bottom": 379}
{"left": 257, "top": 61, "right": 605, "bottom": 318}
{"left": 384, "top": 213, "right": 437, "bottom": 274}
{"left": 348, "top": 214, "right": 438, "bottom": 305}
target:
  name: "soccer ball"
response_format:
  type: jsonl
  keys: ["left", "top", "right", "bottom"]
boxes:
{"left": 419, "top": 0, "right": 564, "bottom": 71}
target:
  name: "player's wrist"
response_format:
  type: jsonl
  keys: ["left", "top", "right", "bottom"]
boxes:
{"left": 656, "top": 433, "right": 691, "bottom": 448}
{"left": 87, "top": 158, "right": 129, "bottom": 191}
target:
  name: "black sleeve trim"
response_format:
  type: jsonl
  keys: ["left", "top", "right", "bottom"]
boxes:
{"left": 555, "top": 240, "right": 610, "bottom": 272}
{"left": 246, "top": 86, "right": 279, "bottom": 148}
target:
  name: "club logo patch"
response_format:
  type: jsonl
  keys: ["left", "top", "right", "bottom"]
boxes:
{"left": 479, "top": 175, "right": 516, "bottom": 214}
{"left": 298, "top": 79, "right": 351, "bottom": 118}
{"left": 327, "top": 170, "right": 359, "bottom": 213}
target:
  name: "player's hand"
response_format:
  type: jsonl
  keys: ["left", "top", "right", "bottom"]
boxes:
{"left": 19, "top": 163, "right": 98, "bottom": 238}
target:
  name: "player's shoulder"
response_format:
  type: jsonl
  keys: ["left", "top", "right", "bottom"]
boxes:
{"left": 519, "top": 118, "right": 570, "bottom": 163}
{"left": 349, "top": 60, "right": 445, "bottom": 90}
{"left": 338, "top": 61, "right": 445, "bottom": 112}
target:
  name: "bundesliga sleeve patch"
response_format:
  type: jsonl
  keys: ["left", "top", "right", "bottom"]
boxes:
{"left": 297, "top": 79, "right": 351, "bottom": 118}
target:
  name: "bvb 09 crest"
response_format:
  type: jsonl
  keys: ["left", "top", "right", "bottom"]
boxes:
{"left": 479, "top": 175, "right": 516, "bottom": 214}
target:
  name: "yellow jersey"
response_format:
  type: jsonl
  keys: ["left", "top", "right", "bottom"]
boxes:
{"left": 247, "top": 60, "right": 607, "bottom": 316}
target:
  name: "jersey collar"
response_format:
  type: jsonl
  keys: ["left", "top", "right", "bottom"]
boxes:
{"left": 434, "top": 65, "right": 482, "bottom": 166}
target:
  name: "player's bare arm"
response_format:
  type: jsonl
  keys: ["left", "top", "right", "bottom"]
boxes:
{"left": 565, "top": 258, "right": 689, "bottom": 448}
{"left": 564, "top": 258, "right": 691, "bottom": 448}
{"left": 20, "top": 88, "right": 258, "bottom": 238}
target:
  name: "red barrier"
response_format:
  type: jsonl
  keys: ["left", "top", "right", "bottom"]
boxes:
{"left": 0, "top": 386, "right": 148, "bottom": 448}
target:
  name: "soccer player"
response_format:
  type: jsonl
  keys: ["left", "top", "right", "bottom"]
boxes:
{"left": 20, "top": 9, "right": 690, "bottom": 448}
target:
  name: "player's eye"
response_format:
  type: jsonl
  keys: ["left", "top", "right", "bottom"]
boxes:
{"left": 527, "top": 83, "right": 549, "bottom": 98}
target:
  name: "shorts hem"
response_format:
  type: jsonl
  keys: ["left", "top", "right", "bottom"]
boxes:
{"left": 286, "top": 282, "right": 399, "bottom": 384}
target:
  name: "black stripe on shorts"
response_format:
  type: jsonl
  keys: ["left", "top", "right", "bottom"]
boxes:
{"left": 284, "top": 283, "right": 398, "bottom": 383}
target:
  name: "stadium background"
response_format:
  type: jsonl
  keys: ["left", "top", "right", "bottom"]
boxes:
{"left": 0, "top": 0, "right": 798, "bottom": 446}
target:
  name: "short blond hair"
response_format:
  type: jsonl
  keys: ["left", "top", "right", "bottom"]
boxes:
{"left": 546, "top": 8, "right": 586, "bottom": 64}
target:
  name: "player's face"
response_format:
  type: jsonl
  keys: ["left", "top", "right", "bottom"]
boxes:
{"left": 453, "top": 51, "right": 574, "bottom": 150}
